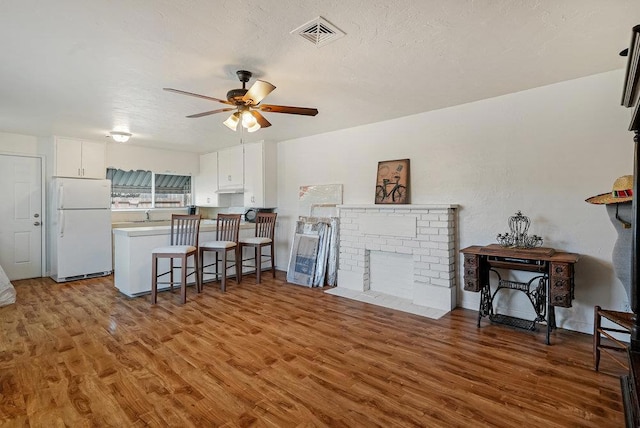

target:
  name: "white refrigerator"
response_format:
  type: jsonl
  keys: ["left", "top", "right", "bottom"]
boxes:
{"left": 49, "top": 178, "right": 113, "bottom": 282}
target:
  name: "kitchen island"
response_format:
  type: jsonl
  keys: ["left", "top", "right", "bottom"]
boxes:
{"left": 113, "top": 221, "right": 255, "bottom": 297}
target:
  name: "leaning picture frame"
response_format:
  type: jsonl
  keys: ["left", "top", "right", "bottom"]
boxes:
{"left": 375, "top": 159, "right": 410, "bottom": 204}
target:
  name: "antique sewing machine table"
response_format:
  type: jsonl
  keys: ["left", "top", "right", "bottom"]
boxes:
{"left": 461, "top": 244, "right": 579, "bottom": 345}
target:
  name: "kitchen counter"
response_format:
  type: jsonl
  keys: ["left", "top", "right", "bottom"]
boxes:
{"left": 112, "top": 222, "right": 253, "bottom": 237}
{"left": 111, "top": 220, "right": 171, "bottom": 228}
{"left": 111, "top": 219, "right": 239, "bottom": 229}
{"left": 113, "top": 222, "right": 255, "bottom": 297}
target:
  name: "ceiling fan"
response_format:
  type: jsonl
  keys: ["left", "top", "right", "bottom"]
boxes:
{"left": 164, "top": 70, "right": 318, "bottom": 133}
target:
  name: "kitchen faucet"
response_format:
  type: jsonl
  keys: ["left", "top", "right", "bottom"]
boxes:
{"left": 145, "top": 210, "right": 150, "bottom": 221}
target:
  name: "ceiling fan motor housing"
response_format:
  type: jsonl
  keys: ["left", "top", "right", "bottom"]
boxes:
{"left": 227, "top": 70, "right": 253, "bottom": 103}
{"left": 226, "top": 88, "right": 248, "bottom": 104}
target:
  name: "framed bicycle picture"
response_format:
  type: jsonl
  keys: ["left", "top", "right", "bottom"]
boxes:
{"left": 375, "top": 159, "right": 410, "bottom": 204}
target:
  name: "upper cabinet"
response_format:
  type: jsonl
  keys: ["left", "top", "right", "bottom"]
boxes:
{"left": 243, "top": 141, "right": 277, "bottom": 208}
{"left": 54, "top": 138, "right": 106, "bottom": 179}
{"left": 195, "top": 141, "right": 276, "bottom": 208}
{"left": 217, "top": 145, "right": 244, "bottom": 190}
{"left": 194, "top": 151, "right": 219, "bottom": 207}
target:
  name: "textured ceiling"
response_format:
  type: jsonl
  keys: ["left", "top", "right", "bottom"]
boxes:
{"left": 0, "top": 1, "right": 637, "bottom": 153}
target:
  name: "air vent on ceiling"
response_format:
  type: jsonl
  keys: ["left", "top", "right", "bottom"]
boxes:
{"left": 291, "top": 16, "right": 345, "bottom": 48}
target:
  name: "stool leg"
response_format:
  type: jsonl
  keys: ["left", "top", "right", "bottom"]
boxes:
{"left": 270, "top": 242, "right": 275, "bottom": 278}
{"left": 195, "top": 253, "right": 201, "bottom": 293}
{"left": 169, "top": 258, "right": 174, "bottom": 292}
{"left": 221, "top": 250, "right": 227, "bottom": 292}
{"left": 151, "top": 254, "right": 158, "bottom": 304}
{"left": 594, "top": 305, "right": 602, "bottom": 371}
{"left": 215, "top": 251, "right": 219, "bottom": 283}
{"left": 235, "top": 246, "right": 241, "bottom": 284}
{"left": 256, "top": 246, "right": 261, "bottom": 284}
{"left": 180, "top": 254, "right": 187, "bottom": 304}
{"left": 237, "top": 245, "right": 243, "bottom": 283}
{"left": 199, "top": 248, "right": 204, "bottom": 291}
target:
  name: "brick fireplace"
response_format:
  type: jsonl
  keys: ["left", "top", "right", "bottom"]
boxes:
{"left": 334, "top": 204, "right": 458, "bottom": 313}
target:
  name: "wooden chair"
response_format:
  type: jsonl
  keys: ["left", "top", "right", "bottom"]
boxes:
{"left": 238, "top": 212, "right": 277, "bottom": 284}
{"left": 594, "top": 305, "right": 633, "bottom": 371}
{"left": 151, "top": 214, "right": 201, "bottom": 304}
{"left": 199, "top": 213, "right": 241, "bottom": 292}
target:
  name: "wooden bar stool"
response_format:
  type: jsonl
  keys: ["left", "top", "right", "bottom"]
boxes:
{"left": 199, "top": 214, "right": 241, "bottom": 292}
{"left": 238, "top": 212, "right": 277, "bottom": 284}
{"left": 151, "top": 214, "right": 201, "bottom": 304}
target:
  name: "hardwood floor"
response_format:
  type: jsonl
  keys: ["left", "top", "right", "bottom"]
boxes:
{"left": 0, "top": 272, "right": 625, "bottom": 427}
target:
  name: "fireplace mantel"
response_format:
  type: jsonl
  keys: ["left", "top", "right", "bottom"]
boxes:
{"left": 337, "top": 204, "right": 459, "bottom": 210}
{"left": 335, "top": 204, "right": 458, "bottom": 313}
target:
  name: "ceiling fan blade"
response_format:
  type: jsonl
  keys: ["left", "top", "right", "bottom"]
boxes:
{"left": 250, "top": 110, "right": 272, "bottom": 128}
{"left": 163, "top": 88, "right": 233, "bottom": 105}
{"left": 242, "top": 80, "right": 276, "bottom": 105}
{"left": 258, "top": 104, "right": 319, "bottom": 116}
{"left": 186, "top": 108, "right": 235, "bottom": 118}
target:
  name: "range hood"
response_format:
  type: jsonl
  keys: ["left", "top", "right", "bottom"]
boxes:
{"left": 215, "top": 187, "right": 245, "bottom": 194}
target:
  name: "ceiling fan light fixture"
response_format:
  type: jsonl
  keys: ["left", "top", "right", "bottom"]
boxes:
{"left": 223, "top": 112, "right": 240, "bottom": 131}
{"left": 110, "top": 131, "right": 131, "bottom": 143}
{"left": 247, "top": 122, "right": 261, "bottom": 133}
{"left": 241, "top": 110, "right": 257, "bottom": 128}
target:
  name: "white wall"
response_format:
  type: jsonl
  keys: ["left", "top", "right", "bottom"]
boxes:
{"left": 276, "top": 69, "right": 633, "bottom": 334}
{"left": 0, "top": 133, "right": 199, "bottom": 175}
{"left": 107, "top": 143, "right": 198, "bottom": 175}
{"left": 0, "top": 133, "right": 200, "bottom": 222}
{"left": 107, "top": 143, "right": 199, "bottom": 222}
{"left": 0, "top": 132, "right": 38, "bottom": 155}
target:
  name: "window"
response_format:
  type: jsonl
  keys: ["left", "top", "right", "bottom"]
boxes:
{"left": 107, "top": 168, "right": 192, "bottom": 209}
{"left": 154, "top": 173, "right": 192, "bottom": 207}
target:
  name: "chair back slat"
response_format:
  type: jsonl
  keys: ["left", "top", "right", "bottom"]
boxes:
{"left": 216, "top": 214, "right": 241, "bottom": 242}
{"left": 171, "top": 214, "right": 201, "bottom": 247}
{"left": 255, "top": 212, "right": 277, "bottom": 239}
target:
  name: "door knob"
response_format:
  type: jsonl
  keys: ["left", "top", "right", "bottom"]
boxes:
{"left": 34, "top": 221, "right": 41, "bottom": 226}
{"left": 34, "top": 213, "right": 40, "bottom": 218}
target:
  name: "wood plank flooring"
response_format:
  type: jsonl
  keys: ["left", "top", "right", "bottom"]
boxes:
{"left": 0, "top": 272, "right": 625, "bottom": 427}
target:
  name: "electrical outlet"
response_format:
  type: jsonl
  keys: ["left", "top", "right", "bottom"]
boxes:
{"left": 623, "top": 301, "right": 632, "bottom": 312}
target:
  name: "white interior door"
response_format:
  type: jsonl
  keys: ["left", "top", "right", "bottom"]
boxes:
{"left": 0, "top": 154, "right": 43, "bottom": 280}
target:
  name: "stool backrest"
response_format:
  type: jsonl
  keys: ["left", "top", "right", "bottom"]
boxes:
{"left": 255, "top": 212, "right": 277, "bottom": 240}
{"left": 216, "top": 213, "right": 242, "bottom": 242}
{"left": 170, "top": 214, "right": 201, "bottom": 247}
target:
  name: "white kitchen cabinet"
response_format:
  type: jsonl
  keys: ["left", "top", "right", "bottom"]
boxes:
{"left": 243, "top": 141, "right": 277, "bottom": 208}
{"left": 195, "top": 152, "right": 219, "bottom": 206}
{"left": 217, "top": 145, "right": 244, "bottom": 190}
{"left": 55, "top": 137, "right": 106, "bottom": 179}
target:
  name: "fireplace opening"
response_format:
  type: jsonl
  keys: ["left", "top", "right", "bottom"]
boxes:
{"left": 368, "top": 251, "right": 414, "bottom": 300}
